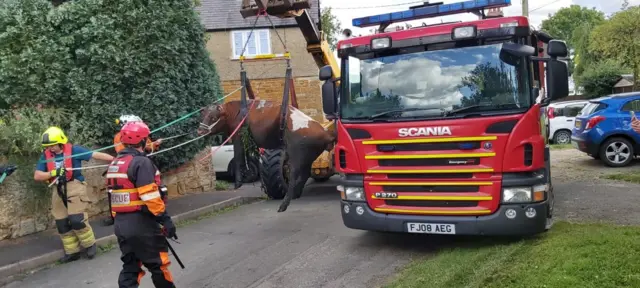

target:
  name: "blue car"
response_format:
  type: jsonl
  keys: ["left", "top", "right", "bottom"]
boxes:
{"left": 572, "top": 92, "right": 640, "bottom": 167}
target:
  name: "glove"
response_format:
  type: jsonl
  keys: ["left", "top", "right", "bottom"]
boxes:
{"left": 159, "top": 185, "right": 168, "bottom": 203}
{"left": 0, "top": 165, "right": 17, "bottom": 176}
{"left": 50, "top": 167, "right": 66, "bottom": 178}
{"left": 157, "top": 214, "right": 177, "bottom": 240}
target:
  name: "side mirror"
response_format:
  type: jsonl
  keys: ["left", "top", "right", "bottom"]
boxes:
{"left": 546, "top": 60, "right": 569, "bottom": 101}
{"left": 319, "top": 65, "right": 333, "bottom": 81}
{"left": 547, "top": 40, "right": 568, "bottom": 58}
{"left": 499, "top": 43, "right": 535, "bottom": 66}
{"left": 322, "top": 80, "right": 337, "bottom": 116}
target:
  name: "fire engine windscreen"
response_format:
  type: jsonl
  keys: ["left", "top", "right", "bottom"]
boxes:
{"left": 342, "top": 42, "right": 532, "bottom": 119}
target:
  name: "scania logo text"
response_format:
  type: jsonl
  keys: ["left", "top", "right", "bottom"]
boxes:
{"left": 398, "top": 127, "right": 452, "bottom": 137}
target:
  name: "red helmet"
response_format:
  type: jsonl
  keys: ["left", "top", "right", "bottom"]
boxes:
{"left": 120, "top": 121, "right": 150, "bottom": 145}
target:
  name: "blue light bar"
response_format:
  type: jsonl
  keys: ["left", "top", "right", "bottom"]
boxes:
{"left": 352, "top": 0, "right": 512, "bottom": 28}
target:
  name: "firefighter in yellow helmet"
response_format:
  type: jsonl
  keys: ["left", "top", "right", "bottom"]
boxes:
{"left": 33, "top": 126, "right": 115, "bottom": 263}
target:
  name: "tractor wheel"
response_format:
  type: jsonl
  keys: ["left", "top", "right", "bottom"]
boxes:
{"left": 259, "top": 149, "right": 287, "bottom": 200}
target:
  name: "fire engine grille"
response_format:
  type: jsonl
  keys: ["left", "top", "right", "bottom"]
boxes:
{"left": 376, "top": 142, "right": 481, "bottom": 152}
{"left": 382, "top": 185, "right": 479, "bottom": 193}
{"left": 387, "top": 173, "right": 474, "bottom": 179}
{"left": 378, "top": 158, "right": 481, "bottom": 167}
{"left": 384, "top": 200, "right": 479, "bottom": 207}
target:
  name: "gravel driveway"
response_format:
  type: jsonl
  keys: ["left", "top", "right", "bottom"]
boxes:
{"left": 550, "top": 148, "right": 640, "bottom": 225}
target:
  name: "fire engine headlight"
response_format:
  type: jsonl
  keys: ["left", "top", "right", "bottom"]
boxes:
{"left": 452, "top": 26, "right": 477, "bottom": 40}
{"left": 502, "top": 187, "right": 532, "bottom": 203}
{"left": 338, "top": 185, "right": 365, "bottom": 201}
{"left": 503, "top": 184, "right": 548, "bottom": 203}
{"left": 371, "top": 37, "right": 391, "bottom": 50}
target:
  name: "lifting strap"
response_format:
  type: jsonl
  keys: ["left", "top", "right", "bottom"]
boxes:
{"left": 237, "top": 8, "right": 294, "bottom": 144}
{"left": 57, "top": 177, "right": 69, "bottom": 209}
{"left": 278, "top": 66, "right": 292, "bottom": 142}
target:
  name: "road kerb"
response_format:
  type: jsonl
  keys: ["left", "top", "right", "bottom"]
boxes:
{"left": 0, "top": 195, "right": 263, "bottom": 285}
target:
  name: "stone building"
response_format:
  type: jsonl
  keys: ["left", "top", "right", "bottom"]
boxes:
{"left": 196, "top": 0, "right": 325, "bottom": 122}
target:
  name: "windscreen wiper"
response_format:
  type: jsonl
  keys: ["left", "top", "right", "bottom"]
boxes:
{"left": 444, "top": 105, "right": 484, "bottom": 117}
{"left": 444, "top": 103, "right": 521, "bottom": 117}
{"left": 369, "top": 107, "right": 445, "bottom": 120}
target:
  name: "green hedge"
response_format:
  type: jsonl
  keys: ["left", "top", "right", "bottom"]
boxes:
{"left": 0, "top": 0, "right": 221, "bottom": 171}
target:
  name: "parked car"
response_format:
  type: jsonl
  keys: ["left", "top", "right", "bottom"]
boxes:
{"left": 210, "top": 135, "right": 260, "bottom": 183}
{"left": 547, "top": 100, "right": 588, "bottom": 144}
{"left": 572, "top": 92, "right": 640, "bottom": 167}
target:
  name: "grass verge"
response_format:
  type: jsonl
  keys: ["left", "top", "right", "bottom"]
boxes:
{"left": 602, "top": 172, "right": 640, "bottom": 184}
{"left": 550, "top": 143, "right": 573, "bottom": 150}
{"left": 215, "top": 180, "right": 231, "bottom": 191}
{"left": 384, "top": 221, "right": 640, "bottom": 288}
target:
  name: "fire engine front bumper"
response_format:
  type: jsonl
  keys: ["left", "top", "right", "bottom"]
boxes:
{"left": 340, "top": 201, "right": 550, "bottom": 236}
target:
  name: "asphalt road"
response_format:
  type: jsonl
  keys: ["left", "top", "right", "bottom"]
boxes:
{"left": 3, "top": 179, "right": 439, "bottom": 288}
{"left": 5, "top": 174, "right": 639, "bottom": 288}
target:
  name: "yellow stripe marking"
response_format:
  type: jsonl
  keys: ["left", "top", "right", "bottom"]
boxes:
{"left": 369, "top": 181, "right": 492, "bottom": 186}
{"left": 374, "top": 208, "right": 492, "bottom": 215}
{"left": 372, "top": 195, "right": 492, "bottom": 201}
{"left": 365, "top": 152, "right": 495, "bottom": 160}
{"left": 111, "top": 189, "right": 138, "bottom": 194}
{"left": 362, "top": 136, "right": 497, "bottom": 145}
{"left": 367, "top": 168, "right": 494, "bottom": 174}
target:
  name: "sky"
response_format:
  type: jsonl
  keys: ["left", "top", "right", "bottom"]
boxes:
{"left": 319, "top": 0, "right": 639, "bottom": 38}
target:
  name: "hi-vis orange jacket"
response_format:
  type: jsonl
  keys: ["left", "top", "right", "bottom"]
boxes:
{"left": 105, "top": 150, "right": 166, "bottom": 216}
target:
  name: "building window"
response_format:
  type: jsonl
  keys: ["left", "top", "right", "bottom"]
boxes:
{"left": 232, "top": 29, "right": 271, "bottom": 58}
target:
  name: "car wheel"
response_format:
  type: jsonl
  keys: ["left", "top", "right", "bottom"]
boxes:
{"left": 599, "top": 137, "right": 634, "bottom": 167}
{"left": 553, "top": 130, "right": 571, "bottom": 144}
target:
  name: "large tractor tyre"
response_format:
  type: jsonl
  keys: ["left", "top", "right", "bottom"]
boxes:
{"left": 259, "top": 149, "right": 287, "bottom": 200}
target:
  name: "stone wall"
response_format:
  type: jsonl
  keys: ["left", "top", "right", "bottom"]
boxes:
{"left": 0, "top": 147, "right": 215, "bottom": 240}
{"left": 221, "top": 76, "right": 326, "bottom": 123}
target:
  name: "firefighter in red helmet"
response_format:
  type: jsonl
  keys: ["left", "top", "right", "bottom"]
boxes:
{"left": 106, "top": 121, "right": 177, "bottom": 288}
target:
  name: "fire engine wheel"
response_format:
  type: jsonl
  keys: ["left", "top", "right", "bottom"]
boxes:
{"left": 259, "top": 149, "right": 287, "bottom": 200}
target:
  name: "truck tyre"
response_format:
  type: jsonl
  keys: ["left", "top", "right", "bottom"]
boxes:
{"left": 599, "top": 137, "right": 634, "bottom": 167}
{"left": 259, "top": 149, "right": 287, "bottom": 199}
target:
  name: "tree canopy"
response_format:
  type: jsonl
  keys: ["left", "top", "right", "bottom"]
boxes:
{"left": 540, "top": 5, "right": 605, "bottom": 47}
{"left": 575, "top": 59, "right": 627, "bottom": 99}
{"left": 321, "top": 7, "right": 341, "bottom": 51}
{"left": 540, "top": 5, "right": 605, "bottom": 75}
{"left": 589, "top": 6, "right": 640, "bottom": 90}
{"left": 0, "top": 0, "right": 221, "bottom": 171}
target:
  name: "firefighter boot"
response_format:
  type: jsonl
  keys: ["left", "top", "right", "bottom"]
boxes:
{"left": 102, "top": 216, "right": 114, "bottom": 226}
{"left": 59, "top": 252, "right": 81, "bottom": 264}
{"left": 86, "top": 243, "right": 97, "bottom": 259}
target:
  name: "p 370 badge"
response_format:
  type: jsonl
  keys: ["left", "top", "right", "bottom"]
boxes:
{"left": 374, "top": 192, "right": 398, "bottom": 199}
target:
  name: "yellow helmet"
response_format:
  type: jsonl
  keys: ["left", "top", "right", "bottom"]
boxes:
{"left": 41, "top": 126, "right": 68, "bottom": 147}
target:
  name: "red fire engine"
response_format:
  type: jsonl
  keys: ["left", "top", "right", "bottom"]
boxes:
{"left": 319, "top": 0, "right": 569, "bottom": 236}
